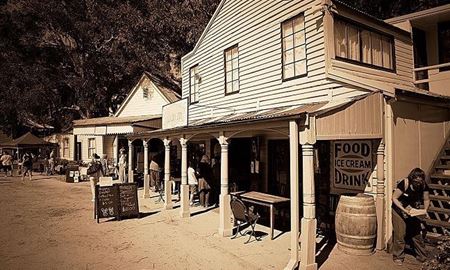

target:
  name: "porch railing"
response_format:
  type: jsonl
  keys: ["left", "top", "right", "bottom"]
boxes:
{"left": 414, "top": 62, "right": 450, "bottom": 91}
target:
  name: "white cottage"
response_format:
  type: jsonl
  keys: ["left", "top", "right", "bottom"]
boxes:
{"left": 129, "top": 1, "right": 450, "bottom": 269}
{"left": 72, "top": 72, "right": 180, "bottom": 171}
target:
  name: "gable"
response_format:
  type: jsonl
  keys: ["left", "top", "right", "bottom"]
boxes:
{"left": 116, "top": 75, "right": 171, "bottom": 118}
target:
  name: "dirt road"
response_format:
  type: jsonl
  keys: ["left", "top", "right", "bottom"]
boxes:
{"left": 0, "top": 175, "right": 423, "bottom": 270}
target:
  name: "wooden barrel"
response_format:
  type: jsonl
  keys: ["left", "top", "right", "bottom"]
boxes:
{"left": 335, "top": 194, "right": 377, "bottom": 255}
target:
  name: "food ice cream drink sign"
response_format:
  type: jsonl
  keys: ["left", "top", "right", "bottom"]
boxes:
{"left": 333, "top": 140, "right": 373, "bottom": 192}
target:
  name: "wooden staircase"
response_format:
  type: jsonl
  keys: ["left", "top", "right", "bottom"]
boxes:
{"left": 422, "top": 138, "right": 450, "bottom": 235}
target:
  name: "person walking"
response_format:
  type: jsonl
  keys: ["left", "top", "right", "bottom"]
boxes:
{"left": 21, "top": 152, "right": 33, "bottom": 183}
{"left": 1, "top": 151, "right": 13, "bottom": 177}
{"left": 48, "top": 149, "right": 56, "bottom": 175}
{"left": 150, "top": 156, "right": 160, "bottom": 192}
{"left": 88, "top": 153, "right": 103, "bottom": 202}
{"left": 392, "top": 167, "right": 430, "bottom": 265}
{"left": 118, "top": 149, "right": 127, "bottom": 183}
{"left": 198, "top": 155, "right": 212, "bottom": 208}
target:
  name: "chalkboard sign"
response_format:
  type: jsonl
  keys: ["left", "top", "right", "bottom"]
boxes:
{"left": 118, "top": 183, "right": 139, "bottom": 218}
{"left": 95, "top": 185, "right": 120, "bottom": 223}
{"left": 94, "top": 183, "right": 139, "bottom": 222}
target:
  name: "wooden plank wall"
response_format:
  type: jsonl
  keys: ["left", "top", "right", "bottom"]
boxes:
{"left": 182, "top": 0, "right": 345, "bottom": 121}
{"left": 316, "top": 93, "right": 383, "bottom": 139}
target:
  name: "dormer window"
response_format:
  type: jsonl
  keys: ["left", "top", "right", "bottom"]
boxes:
{"left": 334, "top": 17, "right": 394, "bottom": 71}
{"left": 282, "top": 13, "right": 307, "bottom": 80}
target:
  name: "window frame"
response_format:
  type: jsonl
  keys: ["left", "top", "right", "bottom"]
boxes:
{"left": 281, "top": 12, "right": 308, "bottom": 82}
{"left": 189, "top": 64, "right": 199, "bottom": 104}
{"left": 223, "top": 44, "right": 240, "bottom": 96}
{"left": 88, "top": 138, "right": 96, "bottom": 159}
{"left": 143, "top": 87, "right": 149, "bottom": 99}
{"left": 438, "top": 20, "right": 450, "bottom": 72}
{"left": 333, "top": 15, "right": 396, "bottom": 73}
{"left": 63, "top": 138, "right": 69, "bottom": 158}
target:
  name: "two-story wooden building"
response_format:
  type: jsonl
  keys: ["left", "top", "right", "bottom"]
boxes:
{"left": 129, "top": 1, "right": 450, "bottom": 269}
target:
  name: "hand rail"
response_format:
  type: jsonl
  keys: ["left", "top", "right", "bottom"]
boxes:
{"left": 414, "top": 62, "right": 450, "bottom": 72}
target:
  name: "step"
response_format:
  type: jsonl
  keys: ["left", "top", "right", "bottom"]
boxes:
{"left": 429, "top": 195, "right": 450, "bottom": 202}
{"left": 421, "top": 218, "right": 450, "bottom": 229}
{"left": 428, "top": 207, "right": 450, "bottom": 215}
{"left": 435, "top": 164, "right": 450, "bottom": 169}
{"left": 430, "top": 174, "right": 450, "bottom": 180}
{"left": 428, "top": 183, "right": 450, "bottom": 191}
{"left": 441, "top": 155, "right": 450, "bottom": 160}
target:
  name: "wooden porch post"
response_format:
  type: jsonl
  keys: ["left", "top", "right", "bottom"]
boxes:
{"left": 143, "top": 140, "right": 150, "bottom": 198}
{"left": 218, "top": 134, "right": 232, "bottom": 237}
{"left": 179, "top": 137, "right": 190, "bottom": 218}
{"left": 376, "top": 142, "right": 385, "bottom": 250}
{"left": 285, "top": 120, "right": 300, "bottom": 270}
{"left": 164, "top": 138, "right": 173, "bottom": 210}
{"left": 128, "top": 140, "right": 134, "bottom": 183}
{"left": 299, "top": 116, "right": 317, "bottom": 270}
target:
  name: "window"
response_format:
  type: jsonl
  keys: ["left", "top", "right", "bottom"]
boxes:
{"left": 63, "top": 138, "right": 69, "bottom": 158}
{"left": 282, "top": 14, "right": 307, "bottom": 80}
{"left": 189, "top": 65, "right": 199, "bottom": 104}
{"left": 88, "top": 138, "right": 96, "bottom": 159}
{"left": 224, "top": 45, "right": 240, "bottom": 94}
{"left": 438, "top": 21, "right": 450, "bottom": 71}
{"left": 143, "top": 87, "right": 149, "bottom": 99}
{"left": 334, "top": 17, "right": 394, "bottom": 70}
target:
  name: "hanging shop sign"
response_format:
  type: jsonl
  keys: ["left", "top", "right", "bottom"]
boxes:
{"left": 331, "top": 140, "right": 373, "bottom": 194}
{"left": 162, "top": 98, "right": 188, "bottom": 129}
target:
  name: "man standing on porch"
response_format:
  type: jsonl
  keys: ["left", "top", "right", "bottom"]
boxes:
{"left": 118, "top": 148, "right": 127, "bottom": 183}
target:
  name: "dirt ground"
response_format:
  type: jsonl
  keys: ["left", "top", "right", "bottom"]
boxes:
{"left": 0, "top": 175, "right": 424, "bottom": 270}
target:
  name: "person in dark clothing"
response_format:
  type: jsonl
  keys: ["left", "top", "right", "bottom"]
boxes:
{"left": 392, "top": 168, "right": 430, "bottom": 265}
{"left": 197, "top": 155, "right": 212, "bottom": 207}
{"left": 21, "top": 152, "right": 33, "bottom": 183}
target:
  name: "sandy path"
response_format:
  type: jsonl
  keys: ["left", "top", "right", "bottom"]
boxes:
{"left": 0, "top": 175, "right": 424, "bottom": 270}
{"left": 0, "top": 176, "right": 286, "bottom": 270}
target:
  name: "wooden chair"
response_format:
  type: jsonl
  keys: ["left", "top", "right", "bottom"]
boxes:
{"left": 230, "top": 197, "right": 261, "bottom": 244}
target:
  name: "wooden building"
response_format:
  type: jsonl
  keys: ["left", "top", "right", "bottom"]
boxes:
{"left": 128, "top": 1, "right": 450, "bottom": 270}
{"left": 70, "top": 72, "right": 180, "bottom": 173}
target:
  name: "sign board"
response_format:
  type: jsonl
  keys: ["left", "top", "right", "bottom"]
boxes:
{"left": 118, "top": 183, "right": 139, "bottom": 218}
{"left": 94, "top": 183, "right": 139, "bottom": 223}
{"left": 95, "top": 185, "right": 120, "bottom": 222}
{"left": 162, "top": 98, "right": 188, "bottom": 129}
{"left": 331, "top": 140, "right": 374, "bottom": 194}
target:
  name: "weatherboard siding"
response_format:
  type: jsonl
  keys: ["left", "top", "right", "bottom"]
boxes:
{"left": 181, "top": 0, "right": 348, "bottom": 121}
{"left": 117, "top": 76, "right": 169, "bottom": 118}
{"left": 328, "top": 9, "right": 414, "bottom": 93}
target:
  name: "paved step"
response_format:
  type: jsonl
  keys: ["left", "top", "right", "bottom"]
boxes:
{"left": 440, "top": 155, "right": 450, "bottom": 160}
{"left": 428, "top": 183, "right": 450, "bottom": 191}
{"left": 435, "top": 164, "right": 450, "bottom": 169}
{"left": 421, "top": 218, "right": 450, "bottom": 229}
{"left": 430, "top": 194, "right": 450, "bottom": 202}
{"left": 428, "top": 207, "right": 450, "bottom": 215}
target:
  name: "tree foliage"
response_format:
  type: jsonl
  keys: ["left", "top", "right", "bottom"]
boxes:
{"left": 0, "top": 0, "right": 448, "bottom": 136}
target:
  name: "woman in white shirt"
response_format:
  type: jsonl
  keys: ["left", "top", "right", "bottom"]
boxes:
{"left": 187, "top": 161, "right": 198, "bottom": 206}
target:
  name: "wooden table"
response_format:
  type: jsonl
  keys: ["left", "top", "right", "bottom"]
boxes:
{"left": 233, "top": 191, "right": 290, "bottom": 240}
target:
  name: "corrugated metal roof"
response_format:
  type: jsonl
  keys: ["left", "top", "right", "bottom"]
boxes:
{"left": 129, "top": 94, "right": 374, "bottom": 139}
{"left": 144, "top": 72, "right": 181, "bottom": 103}
{"left": 73, "top": 115, "right": 161, "bottom": 127}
